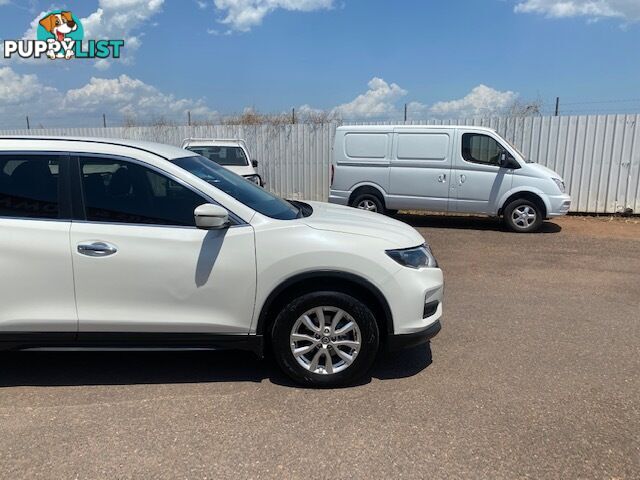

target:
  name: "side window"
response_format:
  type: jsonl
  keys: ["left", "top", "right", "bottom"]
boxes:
{"left": 79, "top": 158, "right": 207, "bottom": 226}
{"left": 0, "top": 155, "right": 60, "bottom": 219}
{"left": 461, "top": 133, "right": 505, "bottom": 166}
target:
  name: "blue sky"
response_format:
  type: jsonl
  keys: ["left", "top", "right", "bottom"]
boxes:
{"left": 0, "top": 0, "right": 639, "bottom": 128}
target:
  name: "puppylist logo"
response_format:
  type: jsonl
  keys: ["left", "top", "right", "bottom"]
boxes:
{"left": 3, "top": 10, "right": 124, "bottom": 60}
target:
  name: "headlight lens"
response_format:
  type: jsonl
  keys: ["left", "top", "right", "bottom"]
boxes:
{"left": 386, "top": 245, "right": 438, "bottom": 269}
{"left": 244, "top": 174, "right": 262, "bottom": 186}
{"left": 552, "top": 178, "right": 565, "bottom": 193}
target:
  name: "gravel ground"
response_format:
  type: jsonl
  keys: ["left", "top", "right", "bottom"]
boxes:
{"left": 1, "top": 215, "right": 638, "bottom": 479}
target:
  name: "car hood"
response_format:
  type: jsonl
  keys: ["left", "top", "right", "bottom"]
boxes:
{"left": 524, "top": 162, "right": 563, "bottom": 180}
{"left": 223, "top": 165, "right": 256, "bottom": 177}
{"left": 303, "top": 201, "right": 426, "bottom": 248}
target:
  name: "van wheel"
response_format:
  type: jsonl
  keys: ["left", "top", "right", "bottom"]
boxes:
{"left": 351, "top": 193, "right": 385, "bottom": 214}
{"left": 504, "top": 199, "right": 544, "bottom": 233}
{"left": 271, "top": 292, "right": 379, "bottom": 388}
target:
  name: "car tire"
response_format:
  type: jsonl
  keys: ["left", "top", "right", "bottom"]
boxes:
{"left": 351, "top": 192, "right": 385, "bottom": 215}
{"left": 271, "top": 291, "right": 379, "bottom": 388}
{"left": 503, "top": 199, "right": 544, "bottom": 233}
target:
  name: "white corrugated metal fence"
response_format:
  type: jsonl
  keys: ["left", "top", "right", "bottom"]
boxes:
{"left": 2, "top": 115, "right": 639, "bottom": 214}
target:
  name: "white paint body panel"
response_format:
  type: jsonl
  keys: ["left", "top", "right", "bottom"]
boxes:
{"left": 330, "top": 125, "right": 572, "bottom": 218}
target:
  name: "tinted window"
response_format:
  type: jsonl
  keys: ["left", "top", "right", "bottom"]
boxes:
{"left": 80, "top": 158, "right": 207, "bottom": 226}
{"left": 173, "top": 155, "right": 301, "bottom": 220}
{"left": 0, "top": 155, "right": 60, "bottom": 219}
{"left": 461, "top": 133, "right": 505, "bottom": 166}
{"left": 187, "top": 146, "right": 248, "bottom": 167}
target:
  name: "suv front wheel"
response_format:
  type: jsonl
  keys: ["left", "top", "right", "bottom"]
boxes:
{"left": 271, "top": 292, "right": 379, "bottom": 387}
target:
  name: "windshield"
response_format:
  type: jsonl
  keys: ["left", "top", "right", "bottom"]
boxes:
{"left": 503, "top": 138, "right": 532, "bottom": 163}
{"left": 186, "top": 146, "right": 248, "bottom": 167}
{"left": 173, "top": 155, "right": 301, "bottom": 220}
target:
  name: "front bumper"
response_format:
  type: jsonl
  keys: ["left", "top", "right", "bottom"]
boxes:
{"left": 547, "top": 194, "right": 572, "bottom": 217}
{"left": 387, "top": 319, "right": 442, "bottom": 351}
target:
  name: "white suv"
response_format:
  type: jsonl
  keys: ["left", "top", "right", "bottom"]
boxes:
{"left": 181, "top": 138, "right": 263, "bottom": 186}
{"left": 0, "top": 136, "right": 443, "bottom": 387}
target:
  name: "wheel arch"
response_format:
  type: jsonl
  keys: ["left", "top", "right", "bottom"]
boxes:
{"left": 348, "top": 183, "right": 387, "bottom": 206}
{"left": 498, "top": 188, "right": 550, "bottom": 218}
{"left": 256, "top": 271, "right": 394, "bottom": 340}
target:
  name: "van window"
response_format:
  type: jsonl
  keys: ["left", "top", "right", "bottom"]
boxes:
{"left": 0, "top": 155, "right": 60, "bottom": 219}
{"left": 186, "top": 146, "right": 248, "bottom": 167}
{"left": 397, "top": 134, "right": 449, "bottom": 161}
{"left": 345, "top": 134, "right": 387, "bottom": 159}
{"left": 461, "top": 133, "right": 505, "bottom": 166}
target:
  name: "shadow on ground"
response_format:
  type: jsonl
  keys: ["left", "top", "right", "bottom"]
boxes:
{"left": 396, "top": 213, "right": 562, "bottom": 233}
{"left": 0, "top": 343, "right": 432, "bottom": 388}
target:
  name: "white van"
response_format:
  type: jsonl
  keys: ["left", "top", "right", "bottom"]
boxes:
{"left": 181, "top": 138, "right": 263, "bottom": 186}
{"left": 329, "top": 125, "right": 572, "bottom": 232}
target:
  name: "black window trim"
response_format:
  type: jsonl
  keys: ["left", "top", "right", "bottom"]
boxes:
{"left": 460, "top": 132, "right": 506, "bottom": 168}
{"left": 0, "top": 151, "right": 72, "bottom": 222}
{"left": 70, "top": 152, "right": 247, "bottom": 228}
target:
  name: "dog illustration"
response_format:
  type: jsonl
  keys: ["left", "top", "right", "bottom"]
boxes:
{"left": 39, "top": 12, "right": 77, "bottom": 59}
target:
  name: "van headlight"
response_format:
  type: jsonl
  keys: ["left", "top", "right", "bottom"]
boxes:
{"left": 243, "top": 174, "right": 262, "bottom": 186}
{"left": 386, "top": 245, "right": 438, "bottom": 269}
{"left": 552, "top": 178, "right": 565, "bottom": 193}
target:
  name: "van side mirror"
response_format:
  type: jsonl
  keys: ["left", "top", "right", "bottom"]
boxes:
{"left": 251, "top": 159, "right": 258, "bottom": 168}
{"left": 194, "top": 204, "right": 229, "bottom": 230}
{"left": 499, "top": 152, "right": 519, "bottom": 169}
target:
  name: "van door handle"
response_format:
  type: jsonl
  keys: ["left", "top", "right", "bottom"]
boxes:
{"left": 77, "top": 242, "right": 118, "bottom": 257}
{"left": 459, "top": 174, "right": 466, "bottom": 185}
{"left": 437, "top": 174, "right": 447, "bottom": 182}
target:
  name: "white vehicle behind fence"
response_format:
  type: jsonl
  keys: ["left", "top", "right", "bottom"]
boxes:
{"left": 329, "top": 125, "right": 572, "bottom": 232}
{"left": 182, "top": 138, "right": 263, "bottom": 187}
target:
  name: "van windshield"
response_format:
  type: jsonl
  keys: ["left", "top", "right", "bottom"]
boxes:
{"left": 173, "top": 155, "right": 303, "bottom": 220}
{"left": 186, "top": 146, "right": 248, "bottom": 167}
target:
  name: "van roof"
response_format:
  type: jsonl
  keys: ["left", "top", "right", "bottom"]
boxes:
{"left": 337, "top": 124, "right": 496, "bottom": 133}
{"left": 0, "top": 135, "right": 195, "bottom": 160}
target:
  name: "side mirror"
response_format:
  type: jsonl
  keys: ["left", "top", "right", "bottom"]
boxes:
{"left": 194, "top": 204, "right": 229, "bottom": 230}
{"left": 499, "top": 152, "right": 519, "bottom": 169}
{"left": 251, "top": 159, "right": 258, "bottom": 168}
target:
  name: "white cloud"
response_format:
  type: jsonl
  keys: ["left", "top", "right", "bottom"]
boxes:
{"left": 0, "top": 67, "right": 217, "bottom": 128}
{"left": 299, "top": 79, "right": 517, "bottom": 120}
{"left": 429, "top": 85, "right": 517, "bottom": 118}
{"left": 331, "top": 77, "right": 408, "bottom": 119}
{"left": 514, "top": 0, "right": 640, "bottom": 22}
{"left": 213, "top": 0, "right": 334, "bottom": 32}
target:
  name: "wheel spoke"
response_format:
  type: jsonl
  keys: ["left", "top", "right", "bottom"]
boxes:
{"left": 333, "top": 340, "right": 359, "bottom": 349}
{"left": 291, "top": 333, "right": 317, "bottom": 343}
{"left": 314, "top": 307, "right": 326, "bottom": 329}
{"left": 309, "top": 349, "right": 323, "bottom": 372}
{"left": 334, "top": 348, "right": 354, "bottom": 365}
{"left": 330, "top": 310, "right": 344, "bottom": 333}
{"left": 293, "top": 344, "right": 317, "bottom": 356}
{"left": 334, "top": 321, "right": 355, "bottom": 336}
{"left": 324, "top": 351, "right": 334, "bottom": 374}
{"left": 301, "top": 314, "right": 319, "bottom": 333}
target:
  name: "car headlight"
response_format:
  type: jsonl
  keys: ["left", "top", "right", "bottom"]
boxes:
{"left": 552, "top": 178, "right": 565, "bottom": 193}
{"left": 244, "top": 174, "right": 262, "bottom": 186}
{"left": 386, "top": 244, "right": 438, "bottom": 269}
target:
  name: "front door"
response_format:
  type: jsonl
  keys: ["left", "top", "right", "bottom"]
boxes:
{"left": 388, "top": 130, "right": 453, "bottom": 212}
{"left": 452, "top": 131, "right": 513, "bottom": 214}
{"left": 0, "top": 153, "right": 77, "bottom": 334}
{"left": 69, "top": 155, "right": 256, "bottom": 334}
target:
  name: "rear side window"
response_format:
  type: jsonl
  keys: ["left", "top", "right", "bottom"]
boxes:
{"left": 0, "top": 155, "right": 60, "bottom": 219}
{"left": 397, "top": 133, "right": 449, "bottom": 161}
{"left": 461, "top": 133, "right": 505, "bottom": 166}
{"left": 79, "top": 158, "right": 207, "bottom": 226}
{"left": 186, "top": 146, "right": 248, "bottom": 167}
{"left": 345, "top": 133, "right": 388, "bottom": 159}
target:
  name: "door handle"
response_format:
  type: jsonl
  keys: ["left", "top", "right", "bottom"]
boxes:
{"left": 459, "top": 174, "right": 466, "bottom": 185}
{"left": 437, "top": 174, "right": 447, "bottom": 183}
{"left": 77, "top": 242, "right": 118, "bottom": 257}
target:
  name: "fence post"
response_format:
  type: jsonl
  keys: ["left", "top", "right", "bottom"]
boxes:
{"left": 555, "top": 97, "right": 560, "bottom": 116}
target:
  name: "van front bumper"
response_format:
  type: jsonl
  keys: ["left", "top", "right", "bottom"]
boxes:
{"left": 328, "top": 189, "right": 350, "bottom": 206}
{"left": 547, "top": 194, "right": 572, "bottom": 217}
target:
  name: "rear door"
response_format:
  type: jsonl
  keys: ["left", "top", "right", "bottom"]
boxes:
{"left": 69, "top": 154, "right": 256, "bottom": 335}
{"left": 0, "top": 152, "right": 77, "bottom": 335}
{"left": 388, "top": 129, "right": 453, "bottom": 212}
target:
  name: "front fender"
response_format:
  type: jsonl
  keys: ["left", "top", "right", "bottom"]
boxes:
{"left": 496, "top": 187, "right": 551, "bottom": 216}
